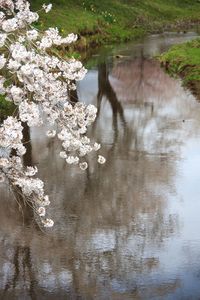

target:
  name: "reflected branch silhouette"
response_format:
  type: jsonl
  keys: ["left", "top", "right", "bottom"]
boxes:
{"left": 95, "top": 63, "right": 127, "bottom": 139}
{"left": 1, "top": 33, "right": 200, "bottom": 299}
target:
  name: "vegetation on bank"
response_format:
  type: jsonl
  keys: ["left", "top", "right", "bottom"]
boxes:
{"left": 159, "top": 39, "right": 200, "bottom": 98}
{"left": 30, "top": 0, "right": 200, "bottom": 49}
{"left": 0, "top": 96, "right": 15, "bottom": 121}
{"left": 1, "top": 1, "right": 200, "bottom": 110}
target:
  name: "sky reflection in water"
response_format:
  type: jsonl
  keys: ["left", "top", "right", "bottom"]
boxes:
{"left": 1, "top": 32, "right": 200, "bottom": 299}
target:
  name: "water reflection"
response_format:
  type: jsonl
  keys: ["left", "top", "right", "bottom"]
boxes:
{"left": 1, "top": 33, "right": 200, "bottom": 299}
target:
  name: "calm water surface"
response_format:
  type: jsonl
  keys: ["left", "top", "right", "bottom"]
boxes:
{"left": 1, "top": 32, "right": 200, "bottom": 299}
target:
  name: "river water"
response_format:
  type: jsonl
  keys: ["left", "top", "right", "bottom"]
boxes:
{"left": 1, "top": 31, "right": 200, "bottom": 299}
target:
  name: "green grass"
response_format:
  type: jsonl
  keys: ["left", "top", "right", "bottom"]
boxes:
{"left": 159, "top": 38, "right": 200, "bottom": 98}
{"left": 0, "top": 95, "right": 15, "bottom": 120}
{"left": 159, "top": 39, "right": 200, "bottom": 81}
{"left": 1, "top": 1, "right": 200, "bottom": 114}
{"left": 30, "top": 0, "right": 200, "bottom": 46}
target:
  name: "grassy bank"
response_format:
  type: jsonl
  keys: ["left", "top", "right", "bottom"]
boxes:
{"left": 31, "top": 0, "right": 200, "bottom": 49}
{"left": 159, "top": 39, "right": 200, "bottom": 99}
{"left": 1, "top": 1, "right": 200, "bottom": 111}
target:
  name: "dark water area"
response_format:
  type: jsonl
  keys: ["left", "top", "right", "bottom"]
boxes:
{"left": 1, "top": 32, "right": 200, "bottom": 299}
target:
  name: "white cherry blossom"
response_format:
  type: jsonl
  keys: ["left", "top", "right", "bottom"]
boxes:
{"left": 0, "top": 0, "right": 106, "bottom": 228}
{"left": 42, "top": 3, "right": 52, "bottom": 13}
{"left": 0, "top": 33, "right": 7, "bottom": 47}
{"left": 79, "top": 162, "right": 88, "bottom": 170}
{"left": 0, "top": 54, "right": 6, "bottom": 69}
{"left": 98, "top": 155, "right": 106, "bottom": 164}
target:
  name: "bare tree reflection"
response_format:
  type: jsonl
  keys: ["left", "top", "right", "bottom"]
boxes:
{"left": 0, "top": 123, "right": 39, "bottom": 300}
{"left": 3, "top": 245, "right": 37, "bottom": 300}
{"left": 97, "top": 63, "right": 126, "bottom": 124}
{"left": 1, "top": 45, "right": 200, "bottom": 299}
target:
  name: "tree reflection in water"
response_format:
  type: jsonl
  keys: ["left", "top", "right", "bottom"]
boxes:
{"left": 0, "top": 123, "right": 39, "bottom": 300}
{"left": 96, "top": 63, "right": 126, "bottom": 137}
{"left": 1, "top": 40, "right": 200, "bottom": 299}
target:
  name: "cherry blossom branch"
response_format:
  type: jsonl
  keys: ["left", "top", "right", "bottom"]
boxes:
{"left": 0, "top": 0, "right": 106, "bottom": 228}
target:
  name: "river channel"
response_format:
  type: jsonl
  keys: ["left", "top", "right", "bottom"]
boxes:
{"left": 1, "top": 31, "right": 200, "bottom": 299}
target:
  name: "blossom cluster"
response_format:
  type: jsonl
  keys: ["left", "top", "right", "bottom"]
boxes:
{"left": 0, "top": 0, "right": 106, "bottom": 228}
{"left": 0, "top": 117, "right": 53, "bottom": 227}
